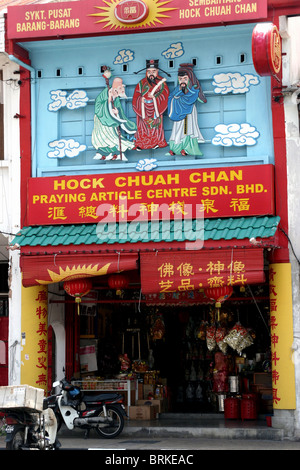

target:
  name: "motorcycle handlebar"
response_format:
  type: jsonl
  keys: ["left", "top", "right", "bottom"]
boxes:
{"left": 53, "top": 378, "right": 81, "bottom": 393}
{"left": 53, "top": 378, "right": 70, "bottom": 388}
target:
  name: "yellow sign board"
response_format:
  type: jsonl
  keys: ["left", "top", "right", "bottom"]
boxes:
{"left": 269, "top": 263, "right": 296, "bottom": 409}
{"left": 21, "top": 285, "right": 48, "bottom": 394}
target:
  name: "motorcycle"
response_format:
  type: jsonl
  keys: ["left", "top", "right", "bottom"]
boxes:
{"left": 48, "top": 378, "right": 126, "bottom": 439}
{"left": 3, "top": 400, "right": 60, "bottom": 450}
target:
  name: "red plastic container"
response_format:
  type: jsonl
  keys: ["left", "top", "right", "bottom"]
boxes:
{"left": 224, "top": 398, "right": 240, "bottom": 419}
{"left": 241, "top": 398, "right": 257, "bottom": 420}
{"left": 242, "top": 393, "right": 256, "bottom": 400}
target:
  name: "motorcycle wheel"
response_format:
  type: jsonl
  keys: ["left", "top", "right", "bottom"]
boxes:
{"left": 6, "top": 429, "right": 25, "bottom": 450}
{"left": 55, "top": 411, "right": 63, "bottom": 432}
{"left": 95, "top": 406, "right": 124, "bottom": 439}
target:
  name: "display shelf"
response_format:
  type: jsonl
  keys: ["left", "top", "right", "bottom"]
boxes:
{"left": 72, "top": 379, "right": 138, "bottom": 408}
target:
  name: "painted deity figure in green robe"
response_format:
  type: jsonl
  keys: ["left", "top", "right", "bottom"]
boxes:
{"left": 92, "top": 77, "right": 137, "bottom": 161}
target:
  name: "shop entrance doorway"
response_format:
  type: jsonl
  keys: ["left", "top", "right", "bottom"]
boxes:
{"left": 65, "top": 282, "right": 272, "bottom": 416}
{"left": 149, "top": 295, "right": 271, "bottom": 414}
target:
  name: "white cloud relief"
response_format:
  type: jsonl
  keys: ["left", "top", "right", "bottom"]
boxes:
{"left": 48, "top": 89, "right": 88, "bottom": 111}
{"left": 161, "top": 42, "right": 184, "bottom": 59}
{"left": 48, "top": 90, "right": 67, "bottom": 111}
{"left": 212, "top": 123, "right": 260, "bottom": 147}
{"left": 212, "top": 72, "right": 260, "bottom": 94}
{"left": 113, "top": 49, "right": 134, "bottom": 65}
{"left": 66, "top": 90, "right": 89, "bottom": 109}
{"left": 48, "top": 139, "right": 87, "bottom": 158}
{"left": 136, "top": 158, "right": 158, "bottom": 171}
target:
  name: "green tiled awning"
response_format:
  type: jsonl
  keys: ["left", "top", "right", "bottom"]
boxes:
{"left": 13, "top": 216, "right": 280, "bottom": 247}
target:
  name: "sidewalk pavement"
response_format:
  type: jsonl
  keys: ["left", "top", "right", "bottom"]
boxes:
{"left": 2, "top": 414, "right": 300, "bottom": 451}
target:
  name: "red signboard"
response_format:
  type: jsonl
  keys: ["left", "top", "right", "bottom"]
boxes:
{"left": 140, "top": 248, "right": 265, "bottom": 294}
{"left": 27, "top": 165, "right": 275, "bottom": 225}
{"left": 7, "top": 0, "right": 268, "bottom": 40}
{"left": 252, "top": 22, "right": 282, "bottom": 77}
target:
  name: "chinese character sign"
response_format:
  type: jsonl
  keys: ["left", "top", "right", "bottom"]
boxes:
{"left": 27, "top": 165, "right": 275, "bottom": 225}
{"left": 140, "top": 249, "right": 265, "bottom": 295}
{"left": 6, "top": 0, "right": 267, "bottom": 41}
{"left": 269, "top": 263, "right": 296, "bottom": 410}
{"left": 21, "top": 285, "right": 48, "bottom": 393}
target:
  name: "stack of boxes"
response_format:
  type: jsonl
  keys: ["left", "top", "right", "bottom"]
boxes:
{"left": 129, "top": 374, "right": 169, "bottom": 420}
{"left": 0, "top": 385, "right": 44, "bottom": 412}
{"left": 251, "top": 372, "right": 273, "bottom": 413}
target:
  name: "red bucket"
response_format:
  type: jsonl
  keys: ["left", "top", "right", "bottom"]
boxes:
{"left": 242, "top": 393, "right": 256, "bottom": 399}
{"left": 241, "top": 398, "right": 257, "bottom": 420}
{"left": 224, "top": 398, "right": 240, "bottom": 419}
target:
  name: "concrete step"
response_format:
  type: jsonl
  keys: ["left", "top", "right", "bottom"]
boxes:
{"left": 123, "top": 423, "right": 284, "bottom": 440}
{"left": 123, "top": 413, "right": 284, "bottom": 441}
{"left": 58, "top": 413, "right": 285, "bottom": 441}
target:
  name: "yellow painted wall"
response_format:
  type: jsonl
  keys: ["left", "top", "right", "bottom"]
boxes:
{"left": 21, "top": 285, "right": 48, "bottom": 394}
{"left": 269, "top": 263, "right": 296, "bottom": 409}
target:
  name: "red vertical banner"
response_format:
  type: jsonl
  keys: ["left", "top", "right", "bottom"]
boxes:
{"left": 0, "top": 317, "right": 8, "bottom": 385}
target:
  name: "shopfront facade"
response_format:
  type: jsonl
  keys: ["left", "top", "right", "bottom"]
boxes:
{"left": 5, "top": 0, "right": 300, "bottom": 434}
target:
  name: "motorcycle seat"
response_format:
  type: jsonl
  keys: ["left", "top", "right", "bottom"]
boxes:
{"left": 82, "top": 393, "right": 122, "bottom": 403}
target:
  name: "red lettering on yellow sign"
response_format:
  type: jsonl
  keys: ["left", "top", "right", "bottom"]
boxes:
{"left": 34, "top": 289, "right": 48, "bottom": 389}
{"left": 269, "top": 266, "right": 281, "bottom": 407}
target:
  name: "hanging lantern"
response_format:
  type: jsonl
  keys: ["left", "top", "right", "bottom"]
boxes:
{"left": 204, "top": 286, "right": 233, "bottom": 308}
{"left": 63, "top": 278, "right": 93, "bottom": 315}
{"left": 108, "top": 273, "right": 129, "bottom": 295}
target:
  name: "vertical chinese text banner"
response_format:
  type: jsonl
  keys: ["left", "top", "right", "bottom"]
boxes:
{"left": 21, "top": 285, "right": 48, "bottom": 393}
{"left": 269, "top": 263, "right": 296, "bottom": 409}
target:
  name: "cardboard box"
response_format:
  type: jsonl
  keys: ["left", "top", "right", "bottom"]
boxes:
{"left": 137, "top": 398, "right": 168, "bottom": 413}
{"left": 138, "top": 383, "right": 143, "bottom": 399}
{"left": 143, "top": 384, "right": 154, "bottom": 399}
{"left": 259, "top": 388, "right": 273, "bottom": 400}
{"left": 129, "top": 405, "right": 159, "bottom": 420}
{"left": 120, "top": 390, "right": 136, "bottom": 406}
{"left": 254, "top": 373, "right": 272, "bottom": 387}
{"left": 0, "top": 385, "right": 44, "bottom": 412}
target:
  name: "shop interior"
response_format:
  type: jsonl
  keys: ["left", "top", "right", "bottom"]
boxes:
{"left": 63, "top": 272, "right": 273, "bottom": 419}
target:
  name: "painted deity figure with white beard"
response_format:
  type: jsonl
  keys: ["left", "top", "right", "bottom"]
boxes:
{"left": 92, "top": 75, "right": 136, "bottom": 161}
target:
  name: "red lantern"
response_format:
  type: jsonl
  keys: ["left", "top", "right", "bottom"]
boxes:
{"left": 63, "top": 278, "right": 93, "bottom": 314}
{"left": 108, "top": 273, "right": 129, "bottom": 295}
{"left": 204, "top": 286, "right": 233, "bottom": 308}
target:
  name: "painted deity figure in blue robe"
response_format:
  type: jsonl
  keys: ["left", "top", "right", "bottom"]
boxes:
{"left": 168, "top": 63, "right": 207, "bottom": 156}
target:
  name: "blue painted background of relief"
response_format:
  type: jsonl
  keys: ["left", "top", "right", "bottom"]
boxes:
{"left": 22, "top": 23, "right": 273, "bottom": 177}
